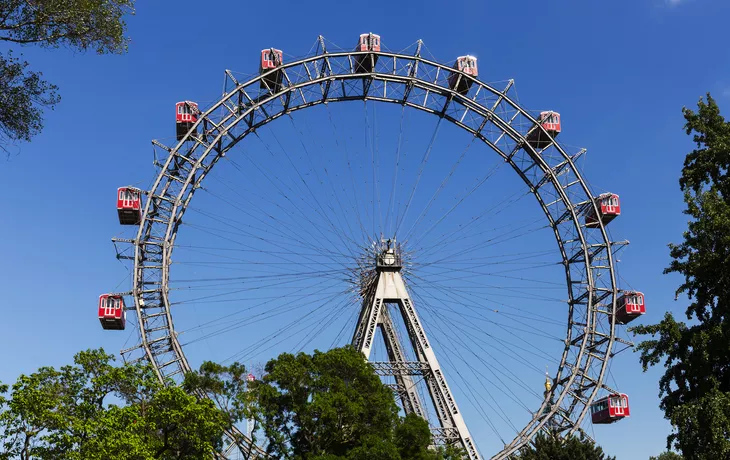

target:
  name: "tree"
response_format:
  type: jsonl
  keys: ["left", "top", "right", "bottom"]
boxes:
{"left": 0, "top": 348, "right": 228, "bottom": 459}
{"left": 1, "top": 346, "right": 464, "bottom": 459}
{"left": 516, "top": 432, "right": 615, "bottom": 460}
{"left": 0, "top": 0, "right": 134, "bottom": 149}
{"left": 649, "top": 451, "right": 684, "bottom": 460}
{"left": 245, "top": 345, "right": 461, "bottom": 459}
{"left": 182, "top": 360, "right": 259, "bottom": 454}
{"left": 632, "top": 93, "right": 730, "bottom": 459}
{"left": 0, "top": 52, "right": 59, "bottom": 146}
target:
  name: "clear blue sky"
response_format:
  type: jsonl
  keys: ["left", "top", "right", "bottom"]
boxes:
{"left": 1, "top": 1, "right": 729, "bottom": 459}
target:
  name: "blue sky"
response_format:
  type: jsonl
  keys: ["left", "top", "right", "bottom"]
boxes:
{"left": 1, "top": 1, "right": 729, "bottom": 459}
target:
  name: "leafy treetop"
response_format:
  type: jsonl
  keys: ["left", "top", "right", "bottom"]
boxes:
{"left": 0, "top": 0, "right": 134, "bottom": 148}
{"left": 649, "top": 451, "right": 684, "bottom": 460}
{"left": 243, "top": 345, "right": 463, "bottom": 460}
{"left": 0, "top": 0, "right": 134, "bottom": 53}
{"left": 0, "top": 348, "right": 227, "bottom": 460}
{"left": 515, "top": 432, "right": 615, "bottom": 460}
{"left": 633, "top": 94, "right": 730, "bottom": 459}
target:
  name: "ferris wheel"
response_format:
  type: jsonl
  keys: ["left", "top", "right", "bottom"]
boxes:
{"left": 101, "top": 33, "right": 645, "bottom": 459}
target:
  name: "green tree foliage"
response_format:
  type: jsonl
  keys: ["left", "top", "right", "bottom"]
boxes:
{"left": 0, "top": 346, "right": 466, "bottom": 459}
{"left": 632, "top": 94, "right": 730, "bottom": 459}
{"left": 246, "top": 345, "right": 462, "bottom": 460}
{"left": 0, "top": 348, "right": 227, "bottom": 459}
{"left": 649, "top": 451, "right": 684, "bottom": 460}
{"left": 182, "top": 360, "right": 259, "bottom": 453}
{"left": 516, "top": 432, "right": 615, "bottom": 460}
{"left": 0, "top": 52, "right": 59, "bottom": 144}
{"left": 0, "top": 0, "right": 134, "bottom": 147}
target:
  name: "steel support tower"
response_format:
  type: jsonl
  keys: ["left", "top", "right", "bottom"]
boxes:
{"left": 352, "top": 240, "right": 480, "bottom": 460}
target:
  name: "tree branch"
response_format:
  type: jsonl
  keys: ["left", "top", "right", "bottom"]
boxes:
{"left": 0, "top": 31, "right": 72, "bottom": 44}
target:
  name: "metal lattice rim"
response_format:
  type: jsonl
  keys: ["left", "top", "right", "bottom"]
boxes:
{"left": 123, "top": 42, "right": 620, "bottom": 459}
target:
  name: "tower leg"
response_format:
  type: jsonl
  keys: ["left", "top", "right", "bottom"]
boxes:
{"left": 352, "top": 269, "right": 480, "bottom": 460}
{"left": 352, "top": 282, "right": 384, "bottom": 358}
{"left": 380, "top": 308, "right": 426, "bottom": 418}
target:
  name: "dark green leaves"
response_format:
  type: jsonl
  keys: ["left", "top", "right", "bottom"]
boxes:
{"left": 251, "top": 346, "right": 400, "bottom": 458}
{"left": 1, "top": 346, "right": 467, "bottom": 459}
{"left": 515, "top": 433, "right": 615, "bottom": 460}
{"left": 649, "top": 452, "right": 684, "bottom": 460}
{"left": 0, "top": 0, "right": 134, "bottom": 53}
{"left": 247, "top": 346, "right": 460, "bottom": 460}
{"left": 0, "top": 52, "right": 59, "bottom": 145}
{"left": 633, "top": 94, "right": 730, "bottom": 458}
{"left": 0, "top": 0, "right": 134, "bottom": 148}
{"left": 679, "top": 94, "right": 730, "bottom": 197}
{"left": 0, "top": 348, "right": 228, "bottom": 459}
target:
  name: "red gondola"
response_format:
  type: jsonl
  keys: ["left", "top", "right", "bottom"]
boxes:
{"left": 175, "top": 101, "right": 199, "bottom": 141}
{"left": 117, "top": 187, "right": 142, "bottom": 225}
{"left": 448, "top": 55, "right": 478, "bottom": 96}
{"left": 525, "top": 111, "right": 561, "bottom": 150}
{"left": 591, "top": 393, "right": 630, "bottom": 424}
{"left": 615, "top": 291, "right": 646, "bottom": 325}
{"left": 260, "top": 49, "right": 284, "bottom": 91}
{"left": 586, "top": 193, "right": 621, "bottom": 228}
{"left": 98, "top": 294, "right": 126, "bottom": 330}
{"left": 354, "top": 33, "right": 381, "bottom": 73}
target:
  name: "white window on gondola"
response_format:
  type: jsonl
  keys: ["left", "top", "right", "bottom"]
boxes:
{"left": 602, "top": 195, "right": 617, "bottom": 213}
{"left": 627, "top": 297, "right": 636, "bottom": 312}
{"left": 121, "top": 189, "right": 133, "bottom": 207}
{"left": 103, "top": 297, "right": 114, "bottom": 316}
{"left": 613, "top": 396, "right": 626, "bottom": 415}
{"left": 630, "top": 294, "right": 640, "bottom": 311}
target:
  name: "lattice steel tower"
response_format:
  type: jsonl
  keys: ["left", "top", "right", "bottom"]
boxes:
{"left": 352, "top": 239, "right": 480, "bottom": 460}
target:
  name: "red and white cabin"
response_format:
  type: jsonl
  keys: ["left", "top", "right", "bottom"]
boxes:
{"left": 538, "top": 111, "right": 561, "bottom": 135}
{"left": 260, "top": 48, "right": 283, "bottom": 70}
{"left": 175, "top": 101, "right": 199, "bottom": 141}
{"left": 354, "top": 33, "right": 381, "bottom": 73}
{"left": 448, "top": 55, "right": 478, "bottom": 96}
{"left": 98, "top": 294, "right": 126, "bottom": 330}
{"left": 356, "top": 33, "right": 381, "bottom": 52}
{"left": 117, "top": 187, "right": 142, "bottom": 225}
{"left": 586, "top": 193, "right": 621, "bottom": 228}
{"left": 260, "top": 49, "right": 284, "bottom": 91}
{"left": 591, "top": 393, "right": 630, "bottom": 424}
{"left": 615, "top": 291, "right": 646, "bottom": 325}
{"left": 526, "top": 111, "right": 561, "bottom": 150}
